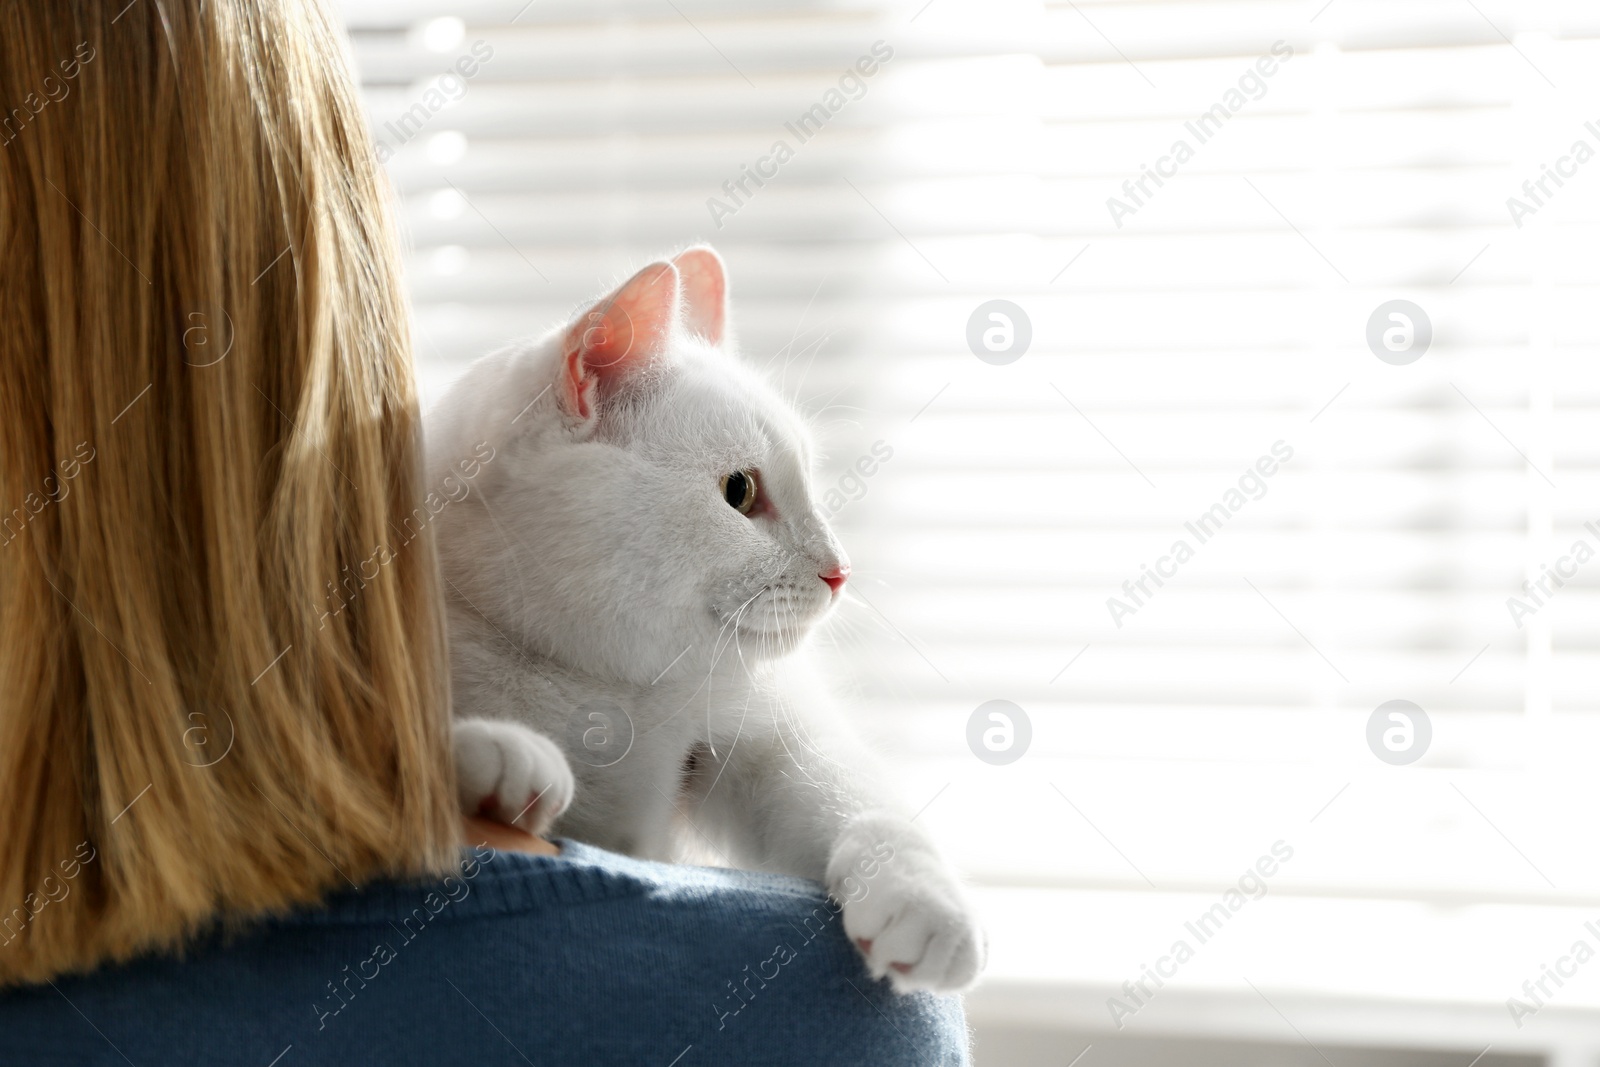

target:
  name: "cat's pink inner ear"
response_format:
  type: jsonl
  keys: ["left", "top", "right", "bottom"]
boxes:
{"left": 672, "top": 246, "right": 727, "bottom": 346}
{"left": 560, "top": 261, "right": 680, "bottom": 419}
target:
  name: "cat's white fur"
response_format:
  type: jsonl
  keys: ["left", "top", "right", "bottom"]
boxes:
{"left": 425, "top": 248, "right": 985, "bottom": 993}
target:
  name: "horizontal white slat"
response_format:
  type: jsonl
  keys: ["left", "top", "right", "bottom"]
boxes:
{"left": 1037, "top": 1, "right": 1600, "bottom": 59}
{"left": 887, "top": 747, "right": 1600, "bottom": 899}
{"left": 340, "top": 0, "right": 889, "bottom": 28}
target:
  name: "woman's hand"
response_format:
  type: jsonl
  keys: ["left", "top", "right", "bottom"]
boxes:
{"left": 462, "top": 815, "right": 560, "bottom": 856}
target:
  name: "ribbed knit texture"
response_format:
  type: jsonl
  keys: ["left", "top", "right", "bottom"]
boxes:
{"left": 0, "top": 842, "right": 970, "bottom": 1066}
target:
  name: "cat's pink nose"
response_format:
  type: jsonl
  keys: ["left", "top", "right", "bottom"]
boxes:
{"left": 820, "top": 563, "right": 850, "bottom": 594}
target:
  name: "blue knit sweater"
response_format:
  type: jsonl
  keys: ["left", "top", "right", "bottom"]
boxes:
{"left": 0, "top": 841, "right": 969, "bottom": 1066}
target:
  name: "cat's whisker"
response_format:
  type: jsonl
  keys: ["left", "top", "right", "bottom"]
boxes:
{"left": 797, "top": 386, "right": 864, "bottom": 420}
{"left": 713, "top": 588, "right": 765, "bottom": 660}
{"left": 729, "top": 602, "right": 763, "bottom": 686}
{"left": 704, "top": 589, "right": 767, "bottom": 756}
{"left": 791, "top": 325, "right": 836, "bottom": 398}
{"left": 765, "top": 274, "right": 828, "bottom": 374}
{"left": 651, "top": 589, "right": 761, "bottom": 737}
{"left": 769, "top": 688, "right": 839, "bottom": 788}
{"left": 769, "top": 298, "right": 841, "bottom": 383}
{"left": 704, "top": 613, "right": 740, "bottom": 757}
{"left": 698, "top": 649, "right": 756, "bottom": 811}
{"left": 805, "top": 396, "right": 867, "bottom": 417}
{"left": 834, "top": 588, "right": 908, "bottom": 644}
{"left": 652, "top": 657, "right": 717, "bottom": 733}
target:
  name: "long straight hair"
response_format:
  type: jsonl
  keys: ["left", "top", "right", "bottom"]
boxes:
{"left": 0, "top": 0, "right": 459, "bottom": 985}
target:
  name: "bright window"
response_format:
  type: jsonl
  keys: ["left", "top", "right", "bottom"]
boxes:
{"left": 339, "top": 0, "right": 1600, "bottom": 1054}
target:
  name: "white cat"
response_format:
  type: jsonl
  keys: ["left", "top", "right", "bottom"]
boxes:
{"left": 425, "top": 247, "right": 985, "bottom": 993}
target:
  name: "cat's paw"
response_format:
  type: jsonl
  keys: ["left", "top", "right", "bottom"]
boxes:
{"left": 453, "top": 718, "right": 575, "bottom": 836}
{"left": 827, "top": 813, "right": 987, "bottom": 994}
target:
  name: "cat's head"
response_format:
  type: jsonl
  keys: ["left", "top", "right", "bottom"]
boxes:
{"left": 430, "top": 247, "right": 850, "bottom": 685}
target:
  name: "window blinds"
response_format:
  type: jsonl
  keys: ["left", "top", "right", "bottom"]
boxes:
{"left": 339, "top": 0, "right": 1600, "bottom": 909}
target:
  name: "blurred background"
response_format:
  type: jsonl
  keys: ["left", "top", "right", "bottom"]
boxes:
{"left": 334, "top": 1, "right": 1600, "bottom": 1063}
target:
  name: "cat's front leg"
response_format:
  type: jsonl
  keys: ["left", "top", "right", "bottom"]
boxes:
{"left": 453, "top": 717, "right": 575, "bottom": 836}
{"left": 691, "top": 701, "right": 986, "bottom": 993}
{"left": 825, "top": 810, "right": 987, "bottom": 993}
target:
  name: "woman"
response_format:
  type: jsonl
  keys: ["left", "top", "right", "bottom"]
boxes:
{"left": 0, "top": 2, "right": 970, "bottom": 1063}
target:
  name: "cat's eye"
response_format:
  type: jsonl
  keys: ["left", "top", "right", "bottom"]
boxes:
{"left": 720, "top": 470, "right": 759, "bottom": 516}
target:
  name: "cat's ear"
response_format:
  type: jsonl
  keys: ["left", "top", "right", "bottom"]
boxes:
{"left": 559, "top": 261, "right": 680, "bottom": 420}
{"left": 672, "top": 246, "right": 728, "bottom": 346}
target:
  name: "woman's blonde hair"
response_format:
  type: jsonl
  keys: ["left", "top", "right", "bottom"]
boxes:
{"left": 0, "top": 0, "right": 459, "bottom": 985}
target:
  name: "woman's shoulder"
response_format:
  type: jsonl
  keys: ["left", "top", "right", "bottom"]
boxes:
{"left": 277, "top": 840, "right": 836, "bottom": 930}
{"left": 0, "top": 843, "right": 969, "bottom": 1066}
